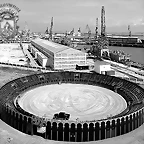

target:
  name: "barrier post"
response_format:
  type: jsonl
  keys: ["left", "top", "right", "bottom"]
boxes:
{"left": 106, "top": 121, "right": 110, "bottom": 138}
{"left": 111, "top": 120, "right": 116, "bottom": 137}
{"left": 130, "top": 115, "right": 133, "bottom": 131}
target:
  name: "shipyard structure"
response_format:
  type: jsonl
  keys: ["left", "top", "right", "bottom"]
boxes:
{"left": 28, "top": 38, "right": 87, "bottom": 70}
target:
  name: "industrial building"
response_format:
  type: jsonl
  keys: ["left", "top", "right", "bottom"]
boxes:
{"left": 30, "top": 38, "right": 87, "bottom": 70}
{"left": 94, "top": 60, "right": 115, "bottom": 76}
{"left": 29, "top": 46, "right": 39, "bottom": 59}
{"left": 37, "top": 52, "right": 47, "bottom": 67}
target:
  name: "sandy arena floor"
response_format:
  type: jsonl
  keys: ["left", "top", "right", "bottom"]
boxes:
{"left": 18, "top": 84, "right": 127, "bottom": 121}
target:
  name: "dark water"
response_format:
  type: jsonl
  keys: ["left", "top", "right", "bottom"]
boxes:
{"left": 109, "top": 46, "right": 144, "bottom": 64}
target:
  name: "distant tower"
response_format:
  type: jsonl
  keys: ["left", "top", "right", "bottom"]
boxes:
{"left": 86, "top": 24, "right": 91, "bottom": 38}
{"left": 77, "top": 27, "right": 81, "bottom": 36}
{"left": 49, "top": 17, "right": 53, "bottom": 40}
{"left": 101, "top": 6, "right": 106, "bottom": 37}
{"left": 95, "top": 18, "right": 98, "bottom": 41}
{"left": 128, "top": 25, "right": 131, "bottom": 37}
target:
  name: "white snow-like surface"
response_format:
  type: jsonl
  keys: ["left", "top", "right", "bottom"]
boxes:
{"left": 18, "top": 83, "right": 127, "bottom": 121}
{"left": 0, "top": 44, "right": 27, "bottom": 65}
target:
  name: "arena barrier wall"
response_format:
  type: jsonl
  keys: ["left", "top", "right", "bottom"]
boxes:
{"left": 0, "top": 72, "right": 144, "bottom": 142}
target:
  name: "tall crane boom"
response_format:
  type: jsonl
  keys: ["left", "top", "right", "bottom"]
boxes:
{"left": 49, "top": 17, "right": 53, "bottom": 40}
{"left": 95, "top": 18, "right": 98, "bottom": 40}
{"left": 101, "top": 6, "right": 106, "bottom": 37}
{"left": 90, "top": 6, "right": 109, "bottom": 59}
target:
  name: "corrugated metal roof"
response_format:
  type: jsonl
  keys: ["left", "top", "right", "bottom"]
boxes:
{"left": 31, "top": 38, "right": 70, "bottom": 53}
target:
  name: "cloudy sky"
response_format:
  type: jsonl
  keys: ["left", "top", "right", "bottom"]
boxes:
{"left": 1, "top": 0, "right": 144, "bottom": 33}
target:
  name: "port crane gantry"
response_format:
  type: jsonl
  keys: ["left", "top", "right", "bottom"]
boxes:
{"left": 91, "top": 6, "right": 109, "bottom": 59}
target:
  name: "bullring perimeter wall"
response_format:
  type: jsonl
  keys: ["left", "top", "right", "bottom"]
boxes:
{"left": 0, "top": 72, "right": 144, "bottom": 142}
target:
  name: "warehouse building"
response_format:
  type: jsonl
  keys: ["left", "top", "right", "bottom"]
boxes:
{"left": 30, "top": 38, "right": 87, "bottom": 70}
{"left": 94, "top": 60, "right": 115, "bottom": 76}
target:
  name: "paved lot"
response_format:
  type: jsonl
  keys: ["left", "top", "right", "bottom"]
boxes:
{"left": 0, "top": 43, "right": 27, "bottom": 65}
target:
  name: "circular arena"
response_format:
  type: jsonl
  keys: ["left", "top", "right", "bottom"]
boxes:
{"left": 18, "top": 83, "right": 127, "bottom": 121}
{"left": 0, "top": 71, "right": 144, "bottom": 142}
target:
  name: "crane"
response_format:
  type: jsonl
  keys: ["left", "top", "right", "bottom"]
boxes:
{"left": 101, "top": 6, "right": 106, "bottom": 37}
{"left": 95, "top": 18, "right": 99, "bottom": 41}
{"left": 128, "top": 25, "right": 131, "bottom": 37}
{"left": 49, "top": 17, "right": 53, "bottom": 40}
{"left": 86, "top": 24, "right": 91, "bottom": 38}
{"left": 45, "top": 27, "right": 49, "bottom": 34}
{"left": 92, "top": 6, "right": 109, "bottom": 59}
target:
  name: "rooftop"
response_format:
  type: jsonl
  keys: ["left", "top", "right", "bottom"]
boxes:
{"left": 32, "top": 38, "right": 71, "bottom": 53}
{"left": 94, "top": 60, "right": 110, "bottom": 65}
{"left": 107, "top": 36, "right": 139, "bottom": 39}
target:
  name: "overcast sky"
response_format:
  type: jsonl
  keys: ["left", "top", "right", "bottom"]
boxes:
{"left": 1, "top": 0, "right": 144, "bottom": 33}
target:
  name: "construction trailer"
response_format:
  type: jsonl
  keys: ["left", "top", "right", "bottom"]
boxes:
{"left": 94, "top": 60, "right": 115, "bottom": 76}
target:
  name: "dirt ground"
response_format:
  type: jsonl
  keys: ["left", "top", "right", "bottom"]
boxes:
{"left": 0, "top": 66, "right": 144, "bottom": 144}
{"left": 18, "top": 84, "right": 127, "bottom": 121}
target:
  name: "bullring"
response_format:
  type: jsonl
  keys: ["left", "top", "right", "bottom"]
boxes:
{"left": 0, "top": 71, "right": 144, "bottom": 142}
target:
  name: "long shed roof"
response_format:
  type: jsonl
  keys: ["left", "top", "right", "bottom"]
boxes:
{"left": 32, "top": 38, "right": 72, "bottom": 54}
